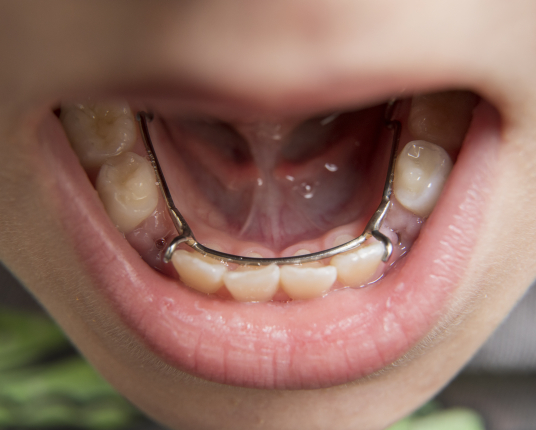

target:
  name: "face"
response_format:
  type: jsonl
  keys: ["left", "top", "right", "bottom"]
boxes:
{"left": 2, "top": 1, "right": 536, "bottom": 429}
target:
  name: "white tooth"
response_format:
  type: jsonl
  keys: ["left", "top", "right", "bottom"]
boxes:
{"left": 291, "top": 248, "right": 323, "bottom": 268}
{"left": 60, "top": 101, "right": 136, "bottom": 169}
{"left": 393, "top": 140, "right": 453, "bottom": 218}
{"left": 280, "top": 265, "right": 337, "bottom": 300}
{"left": 96, "top": 152, "right": 159, "bottom": 233}
{"left": 330, "top": 242, "right": 384, "bottom": 287}
{"left": 172, "top": 250, "right": 227, "bottom": 294}
{"left": 223, "top": 265, "right": 280, "bottom": 302}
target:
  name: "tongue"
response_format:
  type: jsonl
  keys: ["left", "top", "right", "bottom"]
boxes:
{"left": 161, "top": 104, "right": 388, "bottom": 251}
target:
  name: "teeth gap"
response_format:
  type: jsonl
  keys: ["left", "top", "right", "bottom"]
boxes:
{"left": 59, "top": 90, "right": 478, "bottom": 302}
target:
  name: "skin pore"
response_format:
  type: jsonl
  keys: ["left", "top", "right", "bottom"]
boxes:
{"left": 2, "top": 1, "right": 536, "bottom": 429}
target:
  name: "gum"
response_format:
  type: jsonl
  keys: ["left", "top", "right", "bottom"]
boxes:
{"left": 129, "top": 195, "right": 421, "bottom": 301}
{"left": 111, "top": 102, "right": 424, "bottom": 300}
{"left": 125, "top": 199, "right": 176, "bottom": 273}
{"left": 62, "top": 95, "right": 469, "bottom": 302}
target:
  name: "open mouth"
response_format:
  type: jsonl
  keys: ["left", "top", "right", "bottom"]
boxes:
{"left": 37, "top": 88, "right": 498, "bottom": 389}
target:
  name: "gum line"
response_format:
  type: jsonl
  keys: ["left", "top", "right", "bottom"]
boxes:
{"left": 60, "top": 92, "right": 474, "bottom": 302}
{"left": 124, "top": 103, "right": 422, "bottom": 301}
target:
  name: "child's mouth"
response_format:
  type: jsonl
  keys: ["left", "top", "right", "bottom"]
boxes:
{"left": 39, "top": 88, "right": 499, "bottom": 389}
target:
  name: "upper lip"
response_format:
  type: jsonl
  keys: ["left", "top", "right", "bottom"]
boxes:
{"left": 37, "top": 90, "right": 501, "bottom": 389}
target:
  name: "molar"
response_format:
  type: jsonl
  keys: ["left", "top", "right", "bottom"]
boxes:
{"left": 96, "top": 152, "right": 159, "bottom": 233}
{"left": 223, "top": 265, "right": 280, "bottom": 302}
{"left": 330, "top": 241, "right": 385, "bottom": 287}
{"left": 393, "top": 140, "right": 453, "bottom": 218}
{"left": 280, "top": 265, "right": 337, "bottom": 299}
{"left": 172, "top": 250, "right": 228, "bottom": 294}
{"left": 60, "top": 100, "right": 136, "bottom": 169}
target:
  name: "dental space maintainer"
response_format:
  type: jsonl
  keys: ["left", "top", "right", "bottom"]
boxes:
{"left": 135, "top": 102, "right": 401, "bottom": 267}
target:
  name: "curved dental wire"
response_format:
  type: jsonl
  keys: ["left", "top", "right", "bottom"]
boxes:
{"left": 136, "top": 104, "right": 401, "bottom": 266}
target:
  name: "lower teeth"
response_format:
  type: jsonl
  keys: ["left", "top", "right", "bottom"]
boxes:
{"left": 280, "top": 264, "right": 337, "bottom": 300}
{"left": 223, "top": 264, "right": 281, "bottom": 302}
{"left": 96, "top": 152, "right": 159, "bottom": 233}
{"left": 60, "top": 100, "right": 136, "bottom": 171}
{"left": 393, "top": 140, "right": 453, "bottom": 218}
{"left": 59, "top": 91, "right": 477, "bottom": 302}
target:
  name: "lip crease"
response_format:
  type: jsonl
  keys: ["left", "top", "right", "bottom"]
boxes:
{"left": 40, "top": 98, "right": 499, "bottom": 390}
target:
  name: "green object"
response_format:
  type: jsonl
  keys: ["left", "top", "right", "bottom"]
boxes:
{"left": 387, "top": 417, "right": 412, "bottom": 430}
{"left": 387, "top": 404, "right": 485, "bottom": 430}
{"left": 411, "top": 408, "right": 485, "bottom": 430}
{"left": 0, "top": 357, "right": 122, "bottom": 403}
{"left": 0, "top": 309, "right": 141, "bottom": 429}
{"left": 0, "top": 309, "right": 69, "bottom": 371}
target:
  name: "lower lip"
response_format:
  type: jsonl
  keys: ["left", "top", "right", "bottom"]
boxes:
{"left": 45, "top": 101, "right": 499, "bottom": 389}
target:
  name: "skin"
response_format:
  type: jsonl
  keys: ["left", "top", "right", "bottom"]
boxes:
{"left": 1, "top": 0, "right": 536, "bottom": 429}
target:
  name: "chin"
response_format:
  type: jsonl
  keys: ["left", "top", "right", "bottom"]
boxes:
{"left": 2, "top": 2, "right": 536, "bottom": 429}
{"left": 8, "top": 90, "right": 511, "bottom": 429}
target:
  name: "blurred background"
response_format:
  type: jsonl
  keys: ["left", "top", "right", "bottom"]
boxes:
{"left": 1, "top": 261, "right": 535, "bottom": 430}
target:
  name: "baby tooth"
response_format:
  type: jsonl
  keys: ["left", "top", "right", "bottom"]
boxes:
{"left": 223, "top": 265, "right": 280, "bottom": 302}
{"left": 96, "top": 152, "right": 159, "bottom": 233}
{"left": 60, "top": 101, "right": 136, "bottom": 169}
{"left": 393, "top": 140, "right": 453, "bottom": 218}
{"left": 172, "top": 250, "right": 227, "bottom": 294}
{"left": 280, "top": 265, "right": 337, "bottom": 299}
{"left": 330, "top": 242, "right": 384, "bottom": 287}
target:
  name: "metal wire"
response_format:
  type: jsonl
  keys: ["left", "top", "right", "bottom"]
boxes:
{"left": 136, "top": 104, "right": 401, "bottom": 266}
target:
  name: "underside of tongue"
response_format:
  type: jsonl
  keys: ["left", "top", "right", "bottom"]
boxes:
{"left": 159, "top": 103, "right": 389, "bottom": 251}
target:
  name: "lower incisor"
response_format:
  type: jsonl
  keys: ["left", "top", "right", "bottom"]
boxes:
{"left": 330, "top": 242, "right": 384, "bottom": 287}
{"left": 223, "top": 265, "right": 280, "bottom": 302}
{"left": 280, "top": 265, "right": 337, "bottom": 299}
{"left": 171, "top": 250, "right": 227, "bottom": 294}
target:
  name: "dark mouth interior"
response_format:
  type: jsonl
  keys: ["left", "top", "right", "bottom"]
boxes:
{"left": 156, "top": 102, "right": 390, "bottom": 251}
{"left": 53, "top": 88, "right": 480, "bottom": 267}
